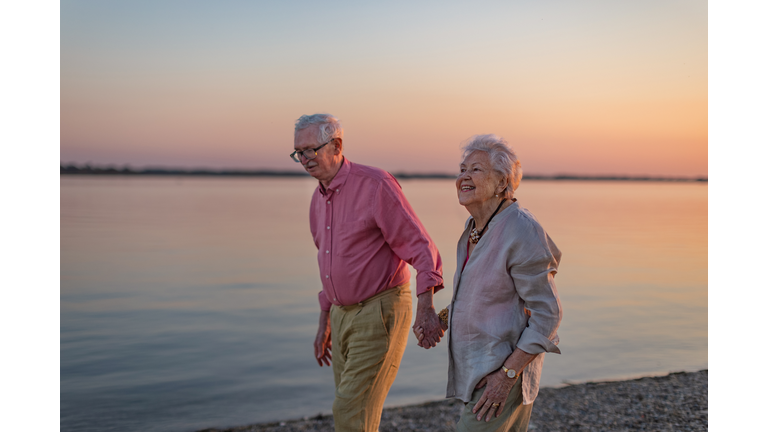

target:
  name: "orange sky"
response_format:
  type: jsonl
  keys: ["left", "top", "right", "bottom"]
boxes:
{"left": 61, "top": 1, "right": 707, "bottom": 177}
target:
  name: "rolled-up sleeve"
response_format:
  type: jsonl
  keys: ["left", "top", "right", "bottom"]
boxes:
{"left": 374, "top": 178, "right": 444, "bottom": 295}
{"left": 510, "top": 233, "right": 563, "bottom": 355}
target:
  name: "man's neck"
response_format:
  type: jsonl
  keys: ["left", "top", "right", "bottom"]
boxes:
{"left": 319, "top": 157, "right": 345, "bottom": 190}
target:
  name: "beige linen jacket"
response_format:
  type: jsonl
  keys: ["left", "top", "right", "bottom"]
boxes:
{"left": 446, "top": 201, "right": 563, "bottom": 405}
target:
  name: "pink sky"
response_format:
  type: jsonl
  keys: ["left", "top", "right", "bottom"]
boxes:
{"left": 61, "top": 1, "right": 707, "bottom": 177}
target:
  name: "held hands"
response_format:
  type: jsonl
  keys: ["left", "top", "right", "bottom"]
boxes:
{"left": 412, "top": 310, "right": 447, "bottom": 349}
{"left": 412, "top": 289, "right": 445, "bottom": 349}
{"left": 472, "top": 369, "right": 517, "bottom": 422}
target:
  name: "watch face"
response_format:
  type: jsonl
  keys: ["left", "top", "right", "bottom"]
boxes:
{"left": 506, "top": 369, "right": 516, "bottom": 379}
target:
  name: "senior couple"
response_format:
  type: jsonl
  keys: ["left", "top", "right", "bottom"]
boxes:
{"left": 292, "top": 113, "right": 562, "bottom": 432}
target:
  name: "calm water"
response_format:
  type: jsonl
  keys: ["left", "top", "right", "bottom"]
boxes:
{"left": 60, "top": 176, "right": 707, "bottom": 432}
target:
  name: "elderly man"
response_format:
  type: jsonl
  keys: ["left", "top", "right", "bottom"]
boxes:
{"left": 291, "top": 113, "right": 445, "bottom": 432}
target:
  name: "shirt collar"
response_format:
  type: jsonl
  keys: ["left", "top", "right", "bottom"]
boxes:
{"left": 484, "top": 198, "right": 519, "bottom": 231}
{"left": 318, "top": 157, "right": 351, "bottom": 196}
{"left": 465, "top": 198, "right": 519, "bottom": 231}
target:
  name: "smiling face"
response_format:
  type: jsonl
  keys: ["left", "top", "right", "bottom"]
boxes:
{"left": 294, "top": 124, "right": 343, "bottom": 186}
{"left": 456, "top": 151, "right": 504, "bottom": 208}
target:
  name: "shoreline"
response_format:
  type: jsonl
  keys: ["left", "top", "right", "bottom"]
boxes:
{"left": 198, "top": 370, "right": 707, "bottom": 432}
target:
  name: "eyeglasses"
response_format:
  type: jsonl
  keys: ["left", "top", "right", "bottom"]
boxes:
{"left": 290, "top": 139, "right": 333, "bottom": 163}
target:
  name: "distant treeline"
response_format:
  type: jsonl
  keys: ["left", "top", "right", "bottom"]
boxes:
{"left": 60, "top": 165, "right": 707, "bottom": 182}
{"left": 60, "top": 164, "right": 308, "bottom": 177}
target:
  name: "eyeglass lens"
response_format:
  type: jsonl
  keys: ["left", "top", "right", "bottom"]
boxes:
{"left": 291, "top": 149, "right": 316, "bottom": 162}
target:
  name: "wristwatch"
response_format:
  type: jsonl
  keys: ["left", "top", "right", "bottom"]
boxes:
{"left": 501, "top": 365, "right": 520, "bottom": 380}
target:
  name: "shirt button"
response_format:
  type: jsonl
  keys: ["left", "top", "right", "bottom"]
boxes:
{"left": 326, "top": 275, "right": 329, "bottom": 278}
{"left": 327, "top": 201, "right": 331, "bottom": 204}
{"left": 334, "top": 298, "right": 337, "bottom": 301}
{"left": 327, "top": 226, "right": 330, "bottom": 229}
{"left": 326, "top": 250, "right": 329, "bottom": 253}
{"left": 336, "top": 189, "right": 339, "bottom": 192}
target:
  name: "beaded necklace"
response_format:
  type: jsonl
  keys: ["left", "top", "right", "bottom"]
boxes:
{"left": 469, "top": 198, "right": 507, "bottom": 244}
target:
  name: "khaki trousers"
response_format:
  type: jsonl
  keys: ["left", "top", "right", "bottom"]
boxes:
{"left": 456, "top": 377, "right": 532, "bottom": 432}
{"left": 330, "top": 284, "right": 412, "bottom": 432}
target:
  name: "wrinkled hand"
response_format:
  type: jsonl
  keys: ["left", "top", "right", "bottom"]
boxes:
{"left": 472, "top": 370, "right": 517, "bottom": 422}
{"left": 314, "top": 313, "right": 332, "bottom": 367}
{"left": 412, "top": 308, "right": 444, "bottom": 349}
{"left": 413, "top": 314, "right": 448, "bottom": 347}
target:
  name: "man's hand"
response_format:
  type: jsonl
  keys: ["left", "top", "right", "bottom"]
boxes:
{"left": 413, "top": 314, "right": 447, "bottom": 347}
{"left": 314, "top": 310, "right": 332, "bottom": 367}
{"left": 412, "top": 288, "right": 444, "bottom": 349}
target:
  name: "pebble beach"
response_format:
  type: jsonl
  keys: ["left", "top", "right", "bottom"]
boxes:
{"left": 199, "top": 369, "right": 707, "bottom": 432}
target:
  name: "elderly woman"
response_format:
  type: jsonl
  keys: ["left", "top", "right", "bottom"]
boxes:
{"left": 416, "top": 134, "right": 563, "bottom": 432}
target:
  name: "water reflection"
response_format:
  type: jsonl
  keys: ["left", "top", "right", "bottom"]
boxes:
{"left": 61, "top": 177, "right": 706, "bottom": 432}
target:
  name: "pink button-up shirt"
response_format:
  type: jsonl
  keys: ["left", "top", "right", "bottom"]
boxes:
{"left": 309, "top": 158, "right": 444, "bottom": 311}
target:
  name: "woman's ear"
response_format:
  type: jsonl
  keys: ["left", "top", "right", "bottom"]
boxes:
{"left": 497, "top": 178, "right": 508, "bottom": 195}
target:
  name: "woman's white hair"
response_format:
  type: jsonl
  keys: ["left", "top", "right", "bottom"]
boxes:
{"left": 294, "top": 114, "right": 344, "bottom": 144}
{"left": 461, "top": 134, "right": 523, "bottom": 198}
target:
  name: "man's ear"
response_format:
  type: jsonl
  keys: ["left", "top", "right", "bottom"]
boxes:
{"left": 333, "top": 138, "right": 343, "bottom": 154}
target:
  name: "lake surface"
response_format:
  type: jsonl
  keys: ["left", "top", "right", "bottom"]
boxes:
{"left": 60, "top": 176, "right": 707, "bottom": 432}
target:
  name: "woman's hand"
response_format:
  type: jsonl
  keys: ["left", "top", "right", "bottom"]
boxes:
{"left": 472, "top": 369, "right": 517, "bottom": 422}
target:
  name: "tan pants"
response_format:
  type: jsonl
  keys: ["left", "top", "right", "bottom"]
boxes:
{"left": 330, "top": 284, "right": 412, "bottom": 432}
{"left": 456, "top": 377, "right": 532, "bottom": 432}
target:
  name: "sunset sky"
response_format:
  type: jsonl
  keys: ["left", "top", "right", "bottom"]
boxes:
{"left": 60, "top": 1, "right": 707, "bottom": 177}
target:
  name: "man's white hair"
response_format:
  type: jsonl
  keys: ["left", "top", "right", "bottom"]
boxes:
{"left": 294, "top": 114, "right": 344, "bottom": 144}
{"left": 461, "top": 134, "right": 523, "bottom": 198}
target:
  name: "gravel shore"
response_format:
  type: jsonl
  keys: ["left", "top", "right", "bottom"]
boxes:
{"left": 199, "top": 370, "right": 707, "bottom": 432}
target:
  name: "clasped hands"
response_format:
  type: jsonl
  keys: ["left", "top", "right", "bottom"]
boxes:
{"left": 412, "top": 307, "right": 448, "bottom": 349}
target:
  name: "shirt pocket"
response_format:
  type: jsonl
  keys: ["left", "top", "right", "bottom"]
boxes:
{"left": 335, "top": 219, "right": 379, "bottom": 257}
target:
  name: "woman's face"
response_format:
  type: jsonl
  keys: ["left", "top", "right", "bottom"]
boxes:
{"left": 456, "top": 151, "right": 502, "bottom": 208}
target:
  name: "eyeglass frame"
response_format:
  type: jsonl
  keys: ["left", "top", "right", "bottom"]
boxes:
{"left": 290, "top": 139, "right": 335, "bottom": 163}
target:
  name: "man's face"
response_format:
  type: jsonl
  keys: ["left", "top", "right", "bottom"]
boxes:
{"left": 294, "top": 124, "right": 339, "bottom": 183}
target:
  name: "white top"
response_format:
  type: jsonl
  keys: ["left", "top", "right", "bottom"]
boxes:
{"left": 446, "top": 201, "right": 563, "bottom": 405}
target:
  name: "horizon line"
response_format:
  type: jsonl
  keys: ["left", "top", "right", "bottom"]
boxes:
{"left": 60, "top": 164, "right": 708, "bottom": 182}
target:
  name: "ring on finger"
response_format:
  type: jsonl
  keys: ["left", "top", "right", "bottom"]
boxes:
{"left": 491, "top": 403, "right": 500, "bottom": 407}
